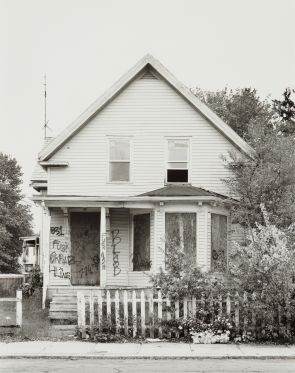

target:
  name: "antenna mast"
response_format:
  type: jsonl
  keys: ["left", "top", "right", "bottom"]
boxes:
{"left": 43, "top": 74, "right": 49, "bottom": 139}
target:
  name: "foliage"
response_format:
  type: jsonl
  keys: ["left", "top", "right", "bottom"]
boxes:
{"left": 229, "top": 206, "right": 295, "bottom": 341}
{"left": 273, "top": 88, "right": 295, "bottom": 134}
{"left": 21, "top": 266, "right": 43, "bottom": 297}
{"left": 151, "top": 238, "right": 227, "bottom": 300}
{"left": 193, "top": 87, "right": 275, "bottom": 141}
{"left": 224, "top": 131, "right": 295, "bottom": 229}
{"left": 0, "top": 153, "right": 32, "bottom": 273}
{"left": 160, "top": 312, "right": 233, "bottom": 344}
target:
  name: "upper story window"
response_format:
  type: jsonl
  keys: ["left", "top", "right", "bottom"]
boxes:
{"left": 109, "top": 138, "right": 130, "bottom": 182}
{"left": 167, "top": 139, "right": 189, "bottom": 183}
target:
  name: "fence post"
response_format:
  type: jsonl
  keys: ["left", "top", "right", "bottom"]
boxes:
{"left": 16, "top": 290, "right": 22, "bottom": 329}
{"left": 192, "top": 296, "right": 196, "bottom": 318}
{"left": 89, "top": 292, "right": 94, "bottom": 339}
{"left": 251, "top": 292, "right": 256, "bottom": 339}
{"left": 141, "top": 290, "right": 146, "bottom": 337}
{"left": 286, "top": 300, "right": 291, "bottom": 337}
{"left": 80, "top": 293, "right": 86, "bottom": 339}
{"left": 158, "top": 290, "right": 162, "bottom": 338}
{"left": 243, "top": 292, "right": 248, "bottom": 335}
{"left": 218, "top": 295, "right": 223, "bottom": 317}
{"left": 77, "top": 291, "right": 82, "bottom": 330}
{"left": 226, "top": 292, "right": 231, "bottom": 317}
{"left": 235, "top": 291, "right": 240, "bottom": 330}
{"left": 183, "top": 297, "right": 188, "bottom": 336}
{"left": 166, "top": 297, "right": 171, "bottom": 339}
{"left": 115, "top": 290, "right": 120, "bottom": 335}
{"left": 106, "top": 290, "right": 111, "bottom": 325}
{"left": 175, "top": 299, "right": 180, "bottom": 338}
{"left": 123, "top": 290, "right": 128, "bottom": 336}
{"left": 149, "top": 291, "right": 154, "bottom": 338}
{"left": 132, "top": 290, "right": 137, "bottom": 337}
{"left": 97, "top": 290, "right": 103, "bottom": 332}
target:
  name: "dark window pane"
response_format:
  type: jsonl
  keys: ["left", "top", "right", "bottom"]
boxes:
{"left": 133, "top": 214, "right": 151, "bottom": 271}
{"left": 211, "top": 214, "right": 227, "bottom": 272}
{"left": 110, "top": 162, "right": 130, "bottom": 181}
{"left": 167, "top": 169, "right": 188, "bottom": 182}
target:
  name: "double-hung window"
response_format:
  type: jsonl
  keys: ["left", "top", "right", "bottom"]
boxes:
{"left": 109, "top": 138, "right": 130, "bottom": 182}
{"left": 167, "top": 139, "right": 189, "bottom": 183}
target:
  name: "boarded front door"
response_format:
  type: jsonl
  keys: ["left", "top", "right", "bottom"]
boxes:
{"left": 70, "top": 212, "right": 100, "bottom": 285}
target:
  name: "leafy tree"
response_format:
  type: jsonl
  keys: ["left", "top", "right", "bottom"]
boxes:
{"left": 273, "top": 88, "right": 295, "bottom": 134}
{"left": 224, "top": 129, "right": 295, "bottom": 229}
{"left": 193, "top": 86, "right": 295, "bottom": 228}
{"left": 193, "top": 87, "right": 275, "bottom": 141}
{"left": 0, "top": 153, "right": 32, "bottom": 273}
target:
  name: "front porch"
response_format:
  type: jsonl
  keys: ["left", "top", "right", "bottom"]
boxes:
{"left": 37, "top": 186, "right": 232, "bottom": 321}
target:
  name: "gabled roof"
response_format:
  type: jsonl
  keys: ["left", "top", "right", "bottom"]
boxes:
{"left": 39, "top": 54, "right": 255, "bottom": 161}
{"left": 139, "top": 185, "right": 229, "bottom": 199}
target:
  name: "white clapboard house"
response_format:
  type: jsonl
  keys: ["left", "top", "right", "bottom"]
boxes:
{"left": 31, "top": 55, "right": 253, "bottom": 320}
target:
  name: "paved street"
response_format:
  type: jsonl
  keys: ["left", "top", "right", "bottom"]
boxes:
{"left": 1, "top": 358, "right": 295, "bottom": 373}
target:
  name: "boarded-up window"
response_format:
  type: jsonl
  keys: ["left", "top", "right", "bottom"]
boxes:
{"left": 165, "top": 213, "right": 197, "bottom": 261}
{"left": 133, "top": 214, "right": 151, "bottom": 271}
{"left": 211, "top": 214, "right": 227, "bottom": 272}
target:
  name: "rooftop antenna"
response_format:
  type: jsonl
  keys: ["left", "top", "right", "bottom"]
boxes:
{"left": 43, "top": 74, "right": 52, "bottom": 139}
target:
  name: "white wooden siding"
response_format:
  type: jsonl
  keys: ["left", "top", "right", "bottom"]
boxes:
{"left": 48, "top": 73, "right": 238, "bottom": 196}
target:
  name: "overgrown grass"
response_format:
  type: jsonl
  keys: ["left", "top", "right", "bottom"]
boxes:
{"left": 0, "top": 289, "right": 53, "bottom": 341}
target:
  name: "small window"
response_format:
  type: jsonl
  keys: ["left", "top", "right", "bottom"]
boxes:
{"left": 109, "top": 138, "right": 130, "bottom": 182}
{"left": 165, "top": 212, "right": 197, "bottom": 262}
{"left": 133, "top": 214, "right": 151, "bottom": 271}
{"left": 211, "top": 214, "right": 227, "bottom": 272}
{"left": 167, "top": 139, "right": 189, "bottom": 183}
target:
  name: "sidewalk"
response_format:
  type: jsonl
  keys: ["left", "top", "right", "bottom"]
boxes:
{"left": 1, "top": 341, "right": 295, "bottom": 359}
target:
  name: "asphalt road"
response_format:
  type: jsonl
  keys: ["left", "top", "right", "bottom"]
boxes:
{"left": 0, "top": 358, "right": 295, "bottom": 373}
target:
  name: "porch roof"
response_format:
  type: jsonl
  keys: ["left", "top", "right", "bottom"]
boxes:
{"left": 138, "top": 185, "right": 229, "bottom": 199}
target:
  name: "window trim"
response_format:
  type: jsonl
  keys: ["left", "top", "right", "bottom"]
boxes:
{"left": 107, "top": 136, "right": 133, "bottom": 183}
{"left": 129, "top": 210, "right": 152, "bottom": 272}
{"left": 165, "top": 137, "right": 191, "bottom": 184}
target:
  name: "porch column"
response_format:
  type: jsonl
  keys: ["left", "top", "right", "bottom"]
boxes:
{"left": 100, "top": 207, "right": 107, "bottom": 286}
{"left": 41, "top": 202, "right": 51, "bottom": 309}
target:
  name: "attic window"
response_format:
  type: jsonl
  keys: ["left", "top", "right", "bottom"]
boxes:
{"left": 166, "top": 139, "right": 189, "bottom": 183}
{"left": 109, "top": 138, "right": 130, "bottom": 182}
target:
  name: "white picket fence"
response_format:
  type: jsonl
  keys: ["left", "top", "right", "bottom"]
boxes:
{"left": 77, "top": 288, "right": 237, "bottom": 339}
{"left": 77, "top": 288, "right": 294, "bottom": 340}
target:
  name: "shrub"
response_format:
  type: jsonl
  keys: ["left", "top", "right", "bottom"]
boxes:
{"left": 229, "top": 205, "right": 295, "bottom": 342}
{"left": 151, "top": 238, "right": 227, "bottom": 300}
{"left": 21, "top": 266, "right": 43, "bottom": 297}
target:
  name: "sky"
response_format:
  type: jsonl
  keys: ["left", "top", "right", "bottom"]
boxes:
{"left": 0, "top": 0, "right": 294, "bottom": 231}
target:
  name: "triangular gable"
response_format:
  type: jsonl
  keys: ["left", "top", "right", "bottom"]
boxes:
{"left": 39, "top": 54, "right": 255, "bottom": 161}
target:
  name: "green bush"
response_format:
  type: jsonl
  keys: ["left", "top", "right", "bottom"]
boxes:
{"left": 21, "top": 266, "right": 43, "bottom": 297}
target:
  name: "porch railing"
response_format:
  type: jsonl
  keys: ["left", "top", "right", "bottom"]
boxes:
{"left": 77, "top": 289, "right": 294, "bottom": 340}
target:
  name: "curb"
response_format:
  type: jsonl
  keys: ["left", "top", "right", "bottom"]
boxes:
{"left": 1, "top": 355, "right": 295, "bottom": 360}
